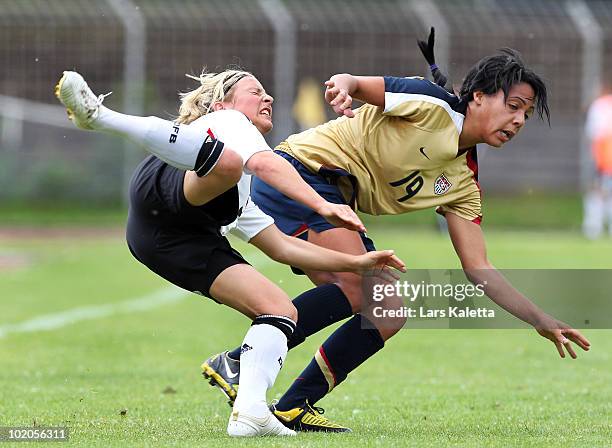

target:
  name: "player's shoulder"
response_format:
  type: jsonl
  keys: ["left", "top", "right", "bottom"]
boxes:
{"left": 384, "top": 76, "right": 461, "bottom": 109}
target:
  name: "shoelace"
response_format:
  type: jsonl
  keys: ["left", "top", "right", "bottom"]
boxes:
{"left": 305, "top": 403, "right": 326, "bottom": 416}
{"left": 95, "top": 92, "right": 112, "bottom": 107}
{"left": 83, "top": 92, "right": 111, "bottom": 119}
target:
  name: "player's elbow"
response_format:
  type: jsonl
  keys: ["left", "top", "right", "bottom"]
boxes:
{"left": 245, "top": 151, "right": 276, "bottom": 179}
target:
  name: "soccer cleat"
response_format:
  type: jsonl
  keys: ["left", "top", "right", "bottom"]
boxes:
{"left": 54, "top": 71, "right": 110, "bottom": 130}
{"left": 201, "top": 351, "right": 240, "bottom": 407}
{"left": 227, "top": 409, "right": 296, "bottom": 437}
{"left": 271, "top": 400, "right": 352, "bottom": 433}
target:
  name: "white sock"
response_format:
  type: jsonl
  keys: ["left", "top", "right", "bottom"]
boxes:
{"left": 233, "top": 324, "right": 289, "bottom": 418}
{"left": 93, "top": 106, "right": 205, "bottom": 171}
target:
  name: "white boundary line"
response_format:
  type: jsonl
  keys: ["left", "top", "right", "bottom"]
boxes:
{"left": 0, "top": 286, "right": 188, "bottom": 339}
{"left": 0, "top": 252, "right": 273, "bottom": 339}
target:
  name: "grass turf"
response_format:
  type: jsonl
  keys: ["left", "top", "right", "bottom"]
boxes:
{"left": 0, "top": 228, "right": 610, "bottom": 447}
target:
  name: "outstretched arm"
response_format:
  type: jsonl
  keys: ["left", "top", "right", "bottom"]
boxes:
{"left": 250, "top": 224, "right": 405, "bottom": 277}
{"left": 324, "top": 74, "right": 385, "bottom": 117}
{"left": 246, "top": 150, "right": 365, "bottom": 232}
{"left": 446, "top": 212, "right": 591, "bottom": 359}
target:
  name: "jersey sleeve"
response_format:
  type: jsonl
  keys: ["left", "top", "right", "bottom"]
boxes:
{"left": 383, "top": 76, "right": 460, "bottom": 119}
{"left": 193, "top": 110, "right": 272, "bottom": 174}
{"left": 230, "top": 198, "right": 275, "bottom": 242}
{"left": 436, "top": 188, "right": 483, "bottom": 224}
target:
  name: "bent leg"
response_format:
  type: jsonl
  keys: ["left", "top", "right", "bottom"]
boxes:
{"left": 274, "top": 227, "right": 406, "bottom": 411}
{"left": 304, "top": 227, "right": 406, "bottom": 339}
{"left": 210, "top": 263, "right": 297, "bottom": 320}
{"left": 210, "top": 264, "right": 297, "bottom": 422}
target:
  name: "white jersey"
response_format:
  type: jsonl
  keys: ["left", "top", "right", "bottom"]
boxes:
{"left": 190, "top": 110, "right": 275, "bottom": 241}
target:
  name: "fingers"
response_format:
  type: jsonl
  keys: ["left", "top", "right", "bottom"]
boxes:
{"left": 345, "top": 212, "right": 366, "bottom": 232}
{"left": 543, "top": 327, "right": 590, "bottom": 359}
{"left": 324, "top": 203, "right": 366, "bottom": 232}
{"left": 340, "top": 207, "right": 365, "bottom": 232}
{"left": 338, "top": 217, "right": 365, "bottom": 233}
{"left": 325, "top": 83, "right": 353, "bottom": 116}
{"left": 389, "top": 254, "right": 407, "bottom": 272}
{"left": 564, "top": 339, "right": 577, "bottom": 359}
{"left": 565, "top": 329, "right": 591, "bottom": 351}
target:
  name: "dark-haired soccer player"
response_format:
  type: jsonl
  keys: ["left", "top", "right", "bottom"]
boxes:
{"left": 203, "top": 44, "right": 591, "bottom": 432}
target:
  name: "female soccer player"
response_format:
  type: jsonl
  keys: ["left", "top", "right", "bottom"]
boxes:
{"left": 54, "top": 69, "right": 405, "bottom": 437}
{"left": 208, "top": 43, "right": 591, "bottom": 432}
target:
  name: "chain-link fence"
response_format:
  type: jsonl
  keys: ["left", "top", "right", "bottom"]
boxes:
{"left": 1, "top": 0, "right": 611, "bottom": 205}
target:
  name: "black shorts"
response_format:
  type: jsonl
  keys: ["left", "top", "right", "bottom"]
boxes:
{"left": 126, "top": 155, "right": 248, "bottom": 300}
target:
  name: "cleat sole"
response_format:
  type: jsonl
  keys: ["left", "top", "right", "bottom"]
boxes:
{"left": 54, "top": 71, "right": 75, "bottom": 121}
{"left": 201, "top": 362, "right": 237, "bottom": 407}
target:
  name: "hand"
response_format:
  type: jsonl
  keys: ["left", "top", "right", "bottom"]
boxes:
{"left": 325, "top": 80, "right": 355, "bottom": 118}
{"left": 317, "top": 202, "right": 366, "bottom": 232}
{"left": 535, "top": 316, "right": 591, "bottom": 359}
{"left": 355, "top": 250, "right": 407, "bottom": 282}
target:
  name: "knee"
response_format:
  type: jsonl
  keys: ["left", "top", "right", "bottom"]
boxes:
{"left": 335, "top": 276, "right": 365, "bottom": 314}
{"left": 273, "top": 301, "right": 298, "bottom": 323}
{"left": 257, "top": 296, "right": 297, "bottom": 323}
{"left": 308, "top": 271, "right": 363, "bottom": 314}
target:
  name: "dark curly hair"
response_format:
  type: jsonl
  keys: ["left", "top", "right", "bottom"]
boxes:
{"left": 458, "top": 48, "right": 550, "bottom": 123}
{"left": 417, "top": 28, "right": 549, "bottom": 123}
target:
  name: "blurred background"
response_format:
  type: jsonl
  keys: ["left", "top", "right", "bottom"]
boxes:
{"left": 1, "top": 0, "right": 611, "bottom": 229}
{"left": 2, "top": 4, "right": 612, "bottom": 444}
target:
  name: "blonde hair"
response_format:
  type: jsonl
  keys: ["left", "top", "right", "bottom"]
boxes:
{"left": 176, "top": 69, "right": 252, "bottom": 124}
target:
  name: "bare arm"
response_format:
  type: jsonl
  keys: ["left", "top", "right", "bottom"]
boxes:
{"left": 250, "top": 224, "right": 405, "bottom": 275}
{"left": 324, "top": 74, "right": 385, "bottom": 117}
{"left": 446, "top": 212, "right": 591, "bottom": 358}
{"left": 246, "top": 151, "right": 365, "bottom": 232}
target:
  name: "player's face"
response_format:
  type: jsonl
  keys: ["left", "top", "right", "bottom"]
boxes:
{"left": 476, "top": 82, "right": 535, "bottom": 148}
{"left": 225, "top": 76, "right": 274, "bottom": 134}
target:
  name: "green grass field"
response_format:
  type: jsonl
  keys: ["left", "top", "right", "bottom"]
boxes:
{"left": 1, "top": 227, "right": 611, "bottom": 447}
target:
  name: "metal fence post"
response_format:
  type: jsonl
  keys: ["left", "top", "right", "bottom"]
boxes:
{"left": 259, "top": 0, "right": 297, "bottom": 146}
{"left": 106, "top": 0, "right": 147, "bottom": 206}
{"left": 566, "top": 0, "right": 603, "bottom": 192}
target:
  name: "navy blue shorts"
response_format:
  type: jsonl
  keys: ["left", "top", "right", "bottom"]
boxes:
{"left": 251, "top": 151, "right": 376, "bottom": 257}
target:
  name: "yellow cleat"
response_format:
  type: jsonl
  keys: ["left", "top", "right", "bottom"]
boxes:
{"left": 272, "top": 400, "right": 352, "bottom": 433}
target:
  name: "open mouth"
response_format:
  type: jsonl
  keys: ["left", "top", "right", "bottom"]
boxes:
{"left": 499, "top": 130, "right": 514, "bottom": 142}
{"left": 260, "top": 108, "right": 272, "bottom": 118}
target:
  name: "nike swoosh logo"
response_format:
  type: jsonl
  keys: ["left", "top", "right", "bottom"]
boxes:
{"left": 419, "top": 147, "right": 431, "bottom": 160}
{"left": 224, "top": 358, "right": 239, "bottom": 379}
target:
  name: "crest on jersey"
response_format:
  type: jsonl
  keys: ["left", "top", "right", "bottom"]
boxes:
{"left": 434, "top": 173, "right": 452, "bottom": 195}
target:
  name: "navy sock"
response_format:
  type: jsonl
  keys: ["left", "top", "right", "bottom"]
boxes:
{"left": 275, "top": 314, "right": 384, "bottom": 411}
{"left": 226, "top": 284, "right": 352, "bottom": 361}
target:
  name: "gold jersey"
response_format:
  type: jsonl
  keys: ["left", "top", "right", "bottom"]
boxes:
{"left": 278, "top": 76, "right": 482, "bottom": 223}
